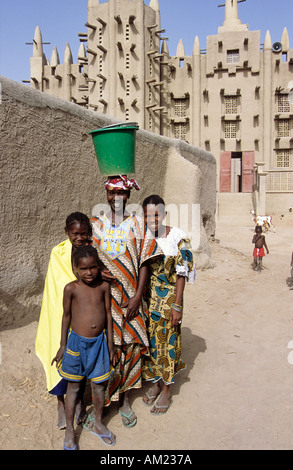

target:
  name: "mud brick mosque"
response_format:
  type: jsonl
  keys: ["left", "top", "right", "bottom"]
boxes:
{"left": 29, "top": 0, "right": 293, "bottom": 216}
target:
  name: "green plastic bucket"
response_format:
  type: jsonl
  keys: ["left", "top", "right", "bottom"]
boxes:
{"left": 89, "top": 122, "right": 139, "bottom": 176}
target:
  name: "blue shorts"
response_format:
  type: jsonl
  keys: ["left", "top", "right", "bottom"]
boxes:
{"left": 58, "top": 329, "right": 113, "bottom": 384}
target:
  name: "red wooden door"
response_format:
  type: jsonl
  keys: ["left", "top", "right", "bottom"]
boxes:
{"left": 242, "top": 151, "right": 254, "bottom": 193}
{"left": 220, "top": 152, "right": 231, "bottom": 192}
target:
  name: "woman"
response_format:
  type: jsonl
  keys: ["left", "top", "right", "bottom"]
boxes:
{"left": 90, "top": 176, "right": 161, "bottom": 427}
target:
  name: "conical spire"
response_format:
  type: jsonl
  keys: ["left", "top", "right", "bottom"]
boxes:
{"left": 281, "top": 27, "right": 289, "bottom": 52}
{"left": 50, "top": 45, "right": 60, "bottom": 66}
{"left": 161, "top": 39, "right": 169, "bottom": 56}
{"left": 149, "top": 0, "right": 159, "bottom": 12}
{"left": 263, "top": 30, "right": 272, "bottom": 51}
{"left": 78, "top": 42, "right": 87, "bottom": 62}
{"left": 88, "top": 0, "right": 98, "bottom": 7}
{"left": 193, "top": 36, "right": 200, "bottom": 56}
{"left": 64, "top": 42, "right": 73, "bottom": 65}
{"left": 33, "top": 26, "right": 43, "bottom": 58}
{"left": 176, "top": 39, "right": 185, "bottom": 57}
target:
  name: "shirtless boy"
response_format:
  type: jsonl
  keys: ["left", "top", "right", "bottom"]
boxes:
{"left": 252, "top": 225, "right": 269, "bottom": 271}
{"left": 52, "top": 245, "right": 117, "bottom": 450}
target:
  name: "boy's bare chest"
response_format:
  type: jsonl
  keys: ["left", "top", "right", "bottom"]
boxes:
{"left": 255, "top": 235, "right": 265, "bottom": 246}
{"left": 74, "top": 285, "right": 104, "bottom": 306}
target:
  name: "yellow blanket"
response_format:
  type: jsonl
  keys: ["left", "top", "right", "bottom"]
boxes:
{"left": 35, "top": 239, "right": 76, "bottom": 392}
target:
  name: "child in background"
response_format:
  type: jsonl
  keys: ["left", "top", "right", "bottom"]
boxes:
{"left": 142, "top": 195, "right": 195, "bottom": 415}
{"left": 35, "top": 212, "right": 92, "bottom": 429}
{"left": 252, "top": 225, "right": 269, "bottom": 271}
{"left": 52, "top": 245, "right": 117, "bottom": 450}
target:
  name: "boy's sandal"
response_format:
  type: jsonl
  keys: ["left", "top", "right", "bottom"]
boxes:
{"left": 82, "top": 410, "right": 95, "bottom": 430}
{"left": 63, "top": 440, "right": 77, "bottom": 450}
{"left": 119, "top": 409, "right": 137, "bottom": 428}
{"left": 91, "top": 429, "right": 116, "bottom": 447}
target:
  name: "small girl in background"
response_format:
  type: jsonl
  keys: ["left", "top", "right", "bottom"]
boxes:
{"left": 142, "top": 195, "right": 196, "bottom": 415}
{"left": 35, "top": 212, "right": 92, "bottom": 429}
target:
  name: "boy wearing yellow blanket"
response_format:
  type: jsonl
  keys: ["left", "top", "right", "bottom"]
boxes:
{"left": 35, "top": 212, "right": 92, "bottom": 429}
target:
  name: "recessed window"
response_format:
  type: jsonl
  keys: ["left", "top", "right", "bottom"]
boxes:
{"left": 174, "top": 99, "right": 187, "bottom": 117}
{"left": 277, "top": 94, "right": 290, "bottom": 113}
{"left": 174, "top": 122, "right": 187, "bottom": 140}
{"left": 224, "top": 121, "right": 237, "bottom": 138}
{"left": 225, "top": 96, "right": 238, "bottom": 114}
{"left": 276, "top": 149, "right": 290, "bottom": 168}
{"left": 227, "top": 49, "right": 239, "bottom": 63}
{"left": 277, "top": 119, "right": 290, "bottom": 137}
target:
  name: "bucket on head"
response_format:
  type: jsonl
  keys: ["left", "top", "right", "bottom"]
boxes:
{"left": 89, "top": 122, "right": 139, "bottom": 176}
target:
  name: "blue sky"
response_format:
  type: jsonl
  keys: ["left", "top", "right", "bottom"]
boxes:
{"left": 1, "top": 0, "right": 293, "bottom": 84}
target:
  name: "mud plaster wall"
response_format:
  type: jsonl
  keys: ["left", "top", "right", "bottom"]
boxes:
{"left": 0, "top": 76, "right": 216, "bottom": 330}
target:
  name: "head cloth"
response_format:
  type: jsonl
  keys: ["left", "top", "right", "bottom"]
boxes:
{"left": 104, "top": 175, "right": 140, "bottom": 191}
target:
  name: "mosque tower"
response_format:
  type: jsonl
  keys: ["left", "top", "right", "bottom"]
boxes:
{"left": 29, "top": 0, "right": 293, "bottom": 204}
{"left": 30, "top": 0, "right": 164, "bottom": 133}
{"left": 85, "top": 0, "right": 162, "bottom": 132}
{"left": 218, "top": 0, "right": 248, "bottom": 33}
{"left": 30, "top": 26, "right": 44, "bottom": 90}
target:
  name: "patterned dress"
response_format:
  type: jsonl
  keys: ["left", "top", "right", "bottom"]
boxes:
{"left": 142, "top": 227, "right": 195, "bottom": 385}
{"left": 91, "top": 214, "right": 161, "bottom": 405}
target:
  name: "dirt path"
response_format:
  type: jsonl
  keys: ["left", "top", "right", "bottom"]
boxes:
{"left": 1, "top": 215, "right": 293, "bottom": 450}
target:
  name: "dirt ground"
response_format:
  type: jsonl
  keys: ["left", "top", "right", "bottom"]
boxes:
{"left": 1, "top": 213, "right": 293, "bottom": 451}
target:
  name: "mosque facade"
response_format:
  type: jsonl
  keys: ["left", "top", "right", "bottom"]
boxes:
{"left": 29, "top": 0, "right": 293, "bottom": 213}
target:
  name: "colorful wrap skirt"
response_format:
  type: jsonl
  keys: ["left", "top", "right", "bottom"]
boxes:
{"left": 104, "top": 343, "right": 143, "bottom": 405}
{"left": 142, "top": 312, "right": 186, "bottom": 385}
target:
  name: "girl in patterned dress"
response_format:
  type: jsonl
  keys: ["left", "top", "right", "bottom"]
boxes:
{"left": 142, "top": 195, "right": 195, "bottom": 414}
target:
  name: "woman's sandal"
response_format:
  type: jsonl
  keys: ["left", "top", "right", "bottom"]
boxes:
{"left": 82, "top": 410, "right": 95, "bottom": 430}
{"left": 150, "top": 399, "right": 173, "bottom": 415}
{"left": 142, "top": 390, "right": 160, "bottom": 407}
